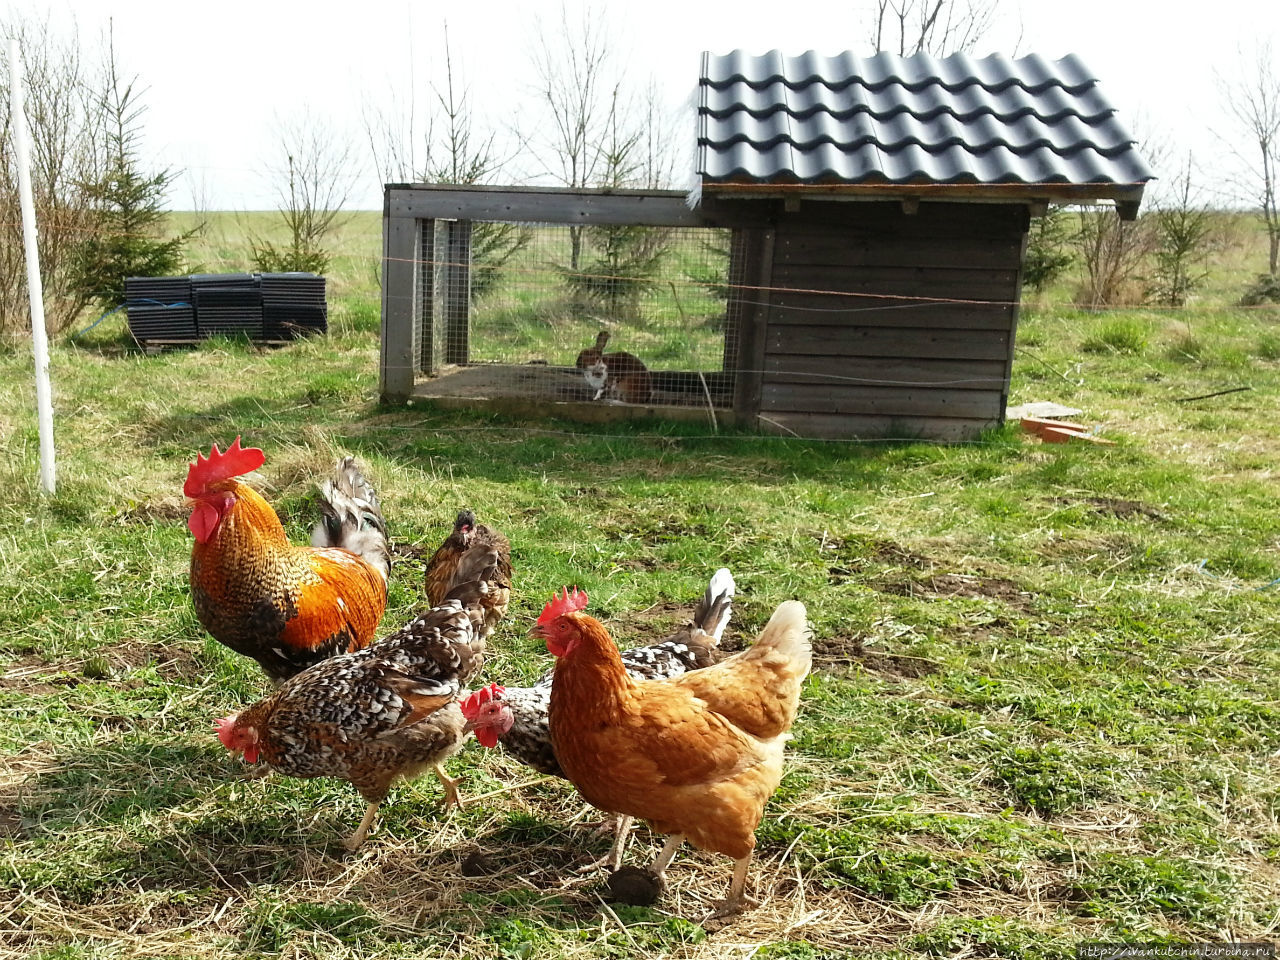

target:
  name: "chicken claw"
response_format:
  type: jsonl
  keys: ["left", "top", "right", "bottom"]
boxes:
{"left": 434, "top": 763, "right": 463, "bottom": 808}
{"left": 344, "top": 801, "right": 381, "bottom": 851}
{"left": 706, "top": 855, "right": 757, "bottom": 918}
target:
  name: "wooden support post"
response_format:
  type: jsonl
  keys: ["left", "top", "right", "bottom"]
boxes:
{"left": 380, "top": 208, "right": 419, "bottom": 402}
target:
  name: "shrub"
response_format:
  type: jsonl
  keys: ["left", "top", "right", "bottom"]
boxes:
{"left": 1239, "top": 272, "right": 1280, "bottom": 306}
{"left": 1023, "top": 205, "right": 1075, "bottom": 294}
{"left": 1081, "top": 317, "right": 1149, "bottom": 354}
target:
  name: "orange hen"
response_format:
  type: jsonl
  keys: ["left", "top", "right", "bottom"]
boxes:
{"left": 540, "top": 588, "right": 811, "bottom": 916}
{"left": 187, "top": 439, "right": 390, "bottom": 683}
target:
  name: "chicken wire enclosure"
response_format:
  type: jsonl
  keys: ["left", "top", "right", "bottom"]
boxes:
{"left": 382, "top": 185, "right": 761, "bottom": 426}
{"left": 412, "top": 221, "right": 743, "bottom": 408}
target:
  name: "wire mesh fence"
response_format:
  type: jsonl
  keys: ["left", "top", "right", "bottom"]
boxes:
{"left": 410, "top": 221, "right": 744, "bottom": 410}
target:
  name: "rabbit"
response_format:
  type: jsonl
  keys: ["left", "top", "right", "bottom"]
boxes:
{"left": 575, "top": 330, "right": 653, "bottom": 405}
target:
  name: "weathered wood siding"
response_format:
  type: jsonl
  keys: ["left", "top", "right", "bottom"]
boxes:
{"left": 757, "top": 201, "right": 1028, "bottom": 440}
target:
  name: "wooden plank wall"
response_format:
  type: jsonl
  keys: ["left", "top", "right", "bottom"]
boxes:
{"left": 759, "top": 201, "right": 1028, "bottom": 440}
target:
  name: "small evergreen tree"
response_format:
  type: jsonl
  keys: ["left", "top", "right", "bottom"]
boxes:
{"left": 1022, "top": 205, "right": 1075, "bottom": 295}
{"left": 562, "top": 90, "right": 670, "bottom": 319}
{"left": 1148, "top": 156, "right": 1212, "bottom": 307}
{"left": 251, "top": 111, "right": 355, "bottom": 277}
{"left": 70, "top": 29, "right": 193, "bottom": 309}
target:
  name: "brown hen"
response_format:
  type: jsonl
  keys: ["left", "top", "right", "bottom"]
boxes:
{"left": 424, "top": 509, "right": 511, "bottom": 639}
{"left": 539, "top": 589, "right": 810, "bottom": 916}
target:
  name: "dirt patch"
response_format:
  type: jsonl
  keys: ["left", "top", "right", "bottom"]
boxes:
{"left": 614, "top": 556, "right": 659, "bottom": 572}
{"left": 615, "top": 601, "right": 686, "bottom": 626}
{"left": 1038, "top": 533, "right": 1134, "bottom": 562}
{"left": 0, "top": 805, "right": 24, "bottom": 838}
{"left": 111, "top": 642, "right": 202, "bottom": 676}
{"left": 870, "top": 573, "right": 1033, "bottom": 609}
{"left": 818, "top": 635, "right": 941, "bottom": 678}
{"left": 0, "top": 655, "right": 60, "bottom": 694}
{"left": 1055, "top": 496, "right": 1167, "bottom": 521}
{"left": 391, "top": 540, "right": 430, "bottom": 561}
{"left": 825, "top": 537, "right": 940, "bottom": 585}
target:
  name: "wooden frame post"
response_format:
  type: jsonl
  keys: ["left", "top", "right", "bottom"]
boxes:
{"left": 380, "top": 210, "right": 418, "bottom": 401}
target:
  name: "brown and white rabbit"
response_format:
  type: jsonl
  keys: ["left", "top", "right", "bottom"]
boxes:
{"left": 575, "top": 330, "right": 653, "bottom": 405}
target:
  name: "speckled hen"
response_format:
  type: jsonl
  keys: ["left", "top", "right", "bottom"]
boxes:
{"left": 215, "top": 599, "right": 485, "bottom": 850}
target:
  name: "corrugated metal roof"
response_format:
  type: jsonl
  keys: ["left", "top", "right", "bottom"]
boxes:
{"left": 697, "top": 51, "right": 1154, "bottom": 188}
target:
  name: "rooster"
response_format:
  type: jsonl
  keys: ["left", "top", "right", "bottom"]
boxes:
{"left": 530, "top": 588, "right": 810, "bottom": 916}
{"left": 215, "top": 600, "right": 485, "bottom": 850}
{"left": 424, "top": 509, "right": 512, "bottom": 639}
{"left": 462, "top": 569, "right": 735, "bottom": 868}
{"left": 186, "top": 439, "right": 390, "bottom": 684}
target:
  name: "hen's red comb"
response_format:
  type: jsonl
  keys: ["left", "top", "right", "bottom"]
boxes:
{"left": 537, "top": 587, "right": 588, "bottom": 626}
{"left": 458, "top": 682, "right": 506, "bottom": 720}
{"left": 184, "top": 437, "right": 265, "bottom": 497}
{"left": 213, "top": 714, "right": 238, "bottom": 749}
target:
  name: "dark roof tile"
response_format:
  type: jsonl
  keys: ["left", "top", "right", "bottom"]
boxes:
{"left": 697, "top": 50, "right": 1153, "bottom": 188}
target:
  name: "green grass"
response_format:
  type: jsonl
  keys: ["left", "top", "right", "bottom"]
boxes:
{"left": 0, "top": 214, "right": 1277, "bottom": 957}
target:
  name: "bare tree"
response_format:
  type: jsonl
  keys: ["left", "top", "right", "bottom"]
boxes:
{"left": 636, "top": 77, "right": 682, "bottom": 190}
{"left": 0, "top": 13, "right": 108, "bottom": 335}
{"left": 1221, "top": 44, "right": 1280, "bottom": 276}
{"left": 526, "top": 4, "right": 619, "bottom": 269}
{"left": 251, "top": 111, "right": 357, "bottom": 275}
{"left": 868, "top": 0, "right": 1000, "bottom": 55}
{"left": 363, "top": 26, "right": 527, "bottom": 296}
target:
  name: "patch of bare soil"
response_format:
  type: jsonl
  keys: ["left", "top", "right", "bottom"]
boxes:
{"left": 817, "top": 635, "right": 941, "bottom": 678}
{"left": 615, "top": 601, "right": 687, "bottom": 628}
{"left": 391, "top": 540, "right": 430, "bottom": 561}
{"left": 1055, "top": 496, "right": 1167, "bottom": 521}
{"left": 0, "top": 655, "right": 60, "bottom": 694}
{"left": 870, "top": 573, "right": 1033, "bottom": 610}
{"left": 0, "top": 805, "right": 24, "bottom": 838}
{"left": 824, "top": 537, "right": 939, "bottom": 585}
{"left": 106, "top": 642, "right": 204, "bottom": 681}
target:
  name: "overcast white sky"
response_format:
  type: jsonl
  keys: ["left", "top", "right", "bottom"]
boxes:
{"left": 8, "top": 0, "right": 1277, "bottom": 210}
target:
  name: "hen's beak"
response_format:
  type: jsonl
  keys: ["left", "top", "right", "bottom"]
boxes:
{"left": 528, "top": 623, "right": 547, "bottom": 639}
{"left": 460, "top": 718, "right": 475, "bottom": 735}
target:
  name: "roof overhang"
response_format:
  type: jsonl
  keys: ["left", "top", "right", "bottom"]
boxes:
{"left": 698, "top": 180, "right": 1147, "bottom": 221}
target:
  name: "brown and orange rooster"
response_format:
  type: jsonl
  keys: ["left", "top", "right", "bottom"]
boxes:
{"left": 215, "top": 599, "right": 488, "bottom": 849}
{"left": 530, "top": 588, "right": 810, "bottom": 916}
{"left": 186, "top": 439, "right": 391, "bottom": 683}
{"left": 424, "top": 509, "right": 511, "bottom": 639}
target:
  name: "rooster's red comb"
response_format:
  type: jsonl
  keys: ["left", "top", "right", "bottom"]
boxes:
{"left": 537, "top": 587, "right": 588, "bottom": 626}
{"left": 184, "top": 437, "right": 265, "bottom": 498}
{"left": 458, "top": 683, "right": 506, "bottom": 720}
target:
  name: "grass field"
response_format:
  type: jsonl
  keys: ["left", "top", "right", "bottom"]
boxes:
{"left": 0, "top": 211, "right": 1278, "bottom": 958}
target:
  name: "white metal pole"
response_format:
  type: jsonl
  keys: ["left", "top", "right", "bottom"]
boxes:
{"left": 9, "top": 39, "right": 56, "bottom": 494}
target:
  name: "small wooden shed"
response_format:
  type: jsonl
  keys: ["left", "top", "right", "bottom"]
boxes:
{"left": 379, "top": 51, "right": 1152, "bottom": 440}
{"left": 690, "top": 50, "right": 1152, "bottom": 439}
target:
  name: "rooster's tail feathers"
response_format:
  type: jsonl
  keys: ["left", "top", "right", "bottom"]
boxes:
{"left": 691, "top": 568, "right": 736, "bottom": 644}
{"left": 311, "top": 456, "right": 391, "bottom": 580}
